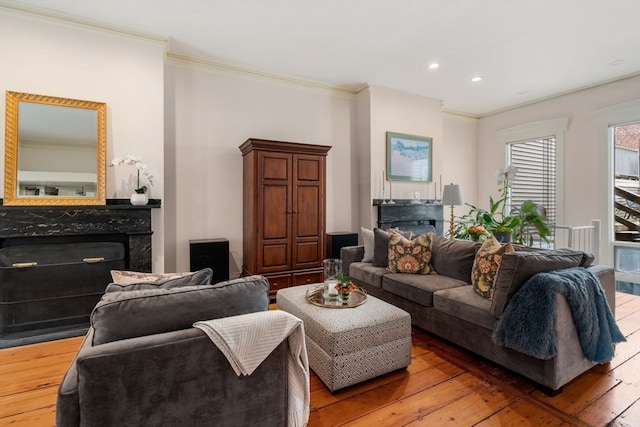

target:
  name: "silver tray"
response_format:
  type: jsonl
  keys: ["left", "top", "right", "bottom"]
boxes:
{"left": 306, "top": 285, "right": 367, "bottom": 308}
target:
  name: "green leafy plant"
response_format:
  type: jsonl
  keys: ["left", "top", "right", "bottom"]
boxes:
{"left": 511, "top": 200, "right": 551, "bottom": 245}
{"left": 336, "top": 273, "right": 357, "bottom": 295}
{"left": 454, "top": 165, "right": 551, "bottom": 246}
{"left": 481, "top": 195, "right": 520, "bottom": 233}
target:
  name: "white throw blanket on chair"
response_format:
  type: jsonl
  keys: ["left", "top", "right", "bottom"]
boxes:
{"left": 194, "top": 310, "right": 309, "bottom": 427}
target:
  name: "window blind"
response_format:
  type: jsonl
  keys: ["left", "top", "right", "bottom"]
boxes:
{"left": 507, "top": 136, "right": 557, "bottom": 229}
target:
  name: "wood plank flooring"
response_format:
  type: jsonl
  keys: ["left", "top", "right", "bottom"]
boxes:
{"left": 1, "top": 292, "right": 639, "bottom": 426}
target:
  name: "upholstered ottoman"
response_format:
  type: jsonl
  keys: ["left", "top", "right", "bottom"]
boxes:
{"left": 276, "top": 285, "right": 411, "bottom": 392}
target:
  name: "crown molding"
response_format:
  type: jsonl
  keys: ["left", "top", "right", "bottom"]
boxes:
{"left": 478, "top": 73, "right": 640, "bottom": 119}
{"left": 166, "top": 51, "right": 356, "bottom": 98}
{"left": 0, "top": 1, "right": 167, "bottom": 47}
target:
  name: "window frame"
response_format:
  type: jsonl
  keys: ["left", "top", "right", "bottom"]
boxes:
{"left": 496, "top": 118, "right": 568, "bottom": 227}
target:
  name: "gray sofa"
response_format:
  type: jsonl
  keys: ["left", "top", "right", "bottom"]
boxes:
{"left": 56, "top": 274, "right": 290, "bottom": 427}
{"left": 341, "top": 233, "right": 617, "bottom": 394}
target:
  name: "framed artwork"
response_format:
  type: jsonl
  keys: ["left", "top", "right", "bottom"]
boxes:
{"left": 386, "top": 131, "right": 432, "bottom": 181}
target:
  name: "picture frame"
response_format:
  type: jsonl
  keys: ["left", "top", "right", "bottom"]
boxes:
{"left": 386, "top": 131, "right": 432, "bottom": 181}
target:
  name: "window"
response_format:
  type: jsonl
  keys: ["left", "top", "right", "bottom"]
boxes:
{"left": 496, "top": 117, "right": 567, "bottom": 229}
{"left": 612, "top": 121, "right": 640, "bottom": 295}
{"left": 506, "top": 137, "right": 557, "bottom": 245}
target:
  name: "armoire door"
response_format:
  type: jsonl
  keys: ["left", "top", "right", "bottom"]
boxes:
{"left": 292, "top": 154, "right": 325, "bottom": 270}
{"left": 257, "top": 151, "right": 292, "bottom": 273}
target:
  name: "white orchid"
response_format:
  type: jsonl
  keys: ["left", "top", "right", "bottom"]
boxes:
{"left": 496, "top": 165, "right": 517, "bottom": 186}
{"left": 109, "top": 154, "right": 154, "bottom": 192}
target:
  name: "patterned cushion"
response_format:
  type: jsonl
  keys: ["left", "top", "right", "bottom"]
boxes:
{"left": 387, "top": 231, "right": 436, "bottom": 275}
{"left": 373, "top": 228, "right": 412, "bottom": 267}
{"left": 471, "top": 236, "right": 514, "bottom": 299}
{"left": 107, "top": 268, "right": 213, "bottom": 291}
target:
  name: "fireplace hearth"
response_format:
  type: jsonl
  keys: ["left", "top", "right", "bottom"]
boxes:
{"left": 0, "top": 199, "right": 160, "bottom": 347}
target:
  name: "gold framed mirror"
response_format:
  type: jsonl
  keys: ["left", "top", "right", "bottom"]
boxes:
{"left": 3, "top": 91, "right": 106, "bottom": 206}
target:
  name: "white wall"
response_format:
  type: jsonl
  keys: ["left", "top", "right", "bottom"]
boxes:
{"left": 0, "top": 10, "right": 166, "bottom": 270}
{"left": 164, "top": 58, "right": 356, "bottom": 274}
{"left": 443, "top": 112, "right": 479, "bottom": 214}
{"left": 477, "top": 76, "right": 640, "bottom": 265}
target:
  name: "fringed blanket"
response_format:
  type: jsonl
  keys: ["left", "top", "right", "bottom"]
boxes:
{"left": 194, "top": 310, "right": 310, "bottom": 427}
{"left": 492, "top": 267, "right": 625, "bottom": 363}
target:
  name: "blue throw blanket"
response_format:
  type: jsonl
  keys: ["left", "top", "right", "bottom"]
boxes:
{"left": 492, "top": 267, "right": 625, "bottom": 363}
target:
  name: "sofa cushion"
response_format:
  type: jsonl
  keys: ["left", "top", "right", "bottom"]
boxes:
{"left": 431, "top": 236, "right": 481, "bottom": 282}
{"left": 108, "top": 268, "right": 213, "bottom": 290}
{"left": 91, "top": 275, "right": 269, "bottom": 345}
{"left": 373, "top": 228, "right": 411, "bottom": 267}
{"left": 361, "top": 227, "right": 374, "bottom": 263}
{"left": 387, "top": 231, "right": 436, "bottom": 274}
{"left": 471, "top": 236, "right": 514, "bottom": 299}
{"left": 348, "top": 262, "right": 387, "bottom": 289}
{"left": 489, "top": 249, "right": 585, "bottom": 318}
{"left": 433, "top": 285, "right": 496, "bottom": 330}
{"left": 382, "top": 273, "right": 468, "bottom": 307}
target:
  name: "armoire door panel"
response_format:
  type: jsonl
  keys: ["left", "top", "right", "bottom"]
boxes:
{"left": 262, "top": 244, "right": 289, "bottom": 269}
{"left": 262, "top": 156, "right": 289, "bottom": 180}
{"left": 295, "top": 241, "right": 320, "bottom": 264}
{"left": 296, "top": 158, "right": 320, "bottom": 181}
{"left": 262, "top": 184, "right": 289, "bottom": 239}
{"left": 295, "top": 186, "right": 320, "bottom": 236}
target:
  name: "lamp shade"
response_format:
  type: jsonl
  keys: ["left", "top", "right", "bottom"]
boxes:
{"left": 441, "top": 184, "right": 462, "bottom": 206}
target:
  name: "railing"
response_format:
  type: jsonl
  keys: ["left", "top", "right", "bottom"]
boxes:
{"left": 553, "top": 220, "right": 600, "bottom": 263}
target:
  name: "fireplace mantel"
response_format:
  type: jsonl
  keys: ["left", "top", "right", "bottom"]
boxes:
{"left": 373, "top": 199, "right": 444, "bottom": 236}
{"left": 0, "top": 199, "right": 161, "bottom": 347}
{"left": 0, "top": 199, "right": 161, "bottom": 271}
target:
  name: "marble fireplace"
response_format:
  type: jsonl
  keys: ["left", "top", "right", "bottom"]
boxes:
{"left": 0, "top": 199, "right": 160, "bottom": 348}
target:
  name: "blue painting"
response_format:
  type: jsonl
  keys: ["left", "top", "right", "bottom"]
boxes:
{"left": 386, "top": 132, "right": 432, "bottom": 181}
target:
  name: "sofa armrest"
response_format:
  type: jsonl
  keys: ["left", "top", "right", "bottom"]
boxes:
{"left": 56, "top": 328, "right": 95, "bottom": 427}
{"left": 341, "top": 245, "right": 365, "bottom": 279}
{"left": 587, "top": 265, "right": 615, "bottom": 315}
{"left": 58, "top": 327, "right": 288, "bottom": 426}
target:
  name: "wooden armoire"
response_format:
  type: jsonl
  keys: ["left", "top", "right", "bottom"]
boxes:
{"left": 239, "top": 139, "right": 331, "bottom": 298}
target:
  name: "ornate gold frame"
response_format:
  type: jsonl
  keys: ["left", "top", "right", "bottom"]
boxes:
{"left": 3, "top": 91, "right": 106, "bottom": 206}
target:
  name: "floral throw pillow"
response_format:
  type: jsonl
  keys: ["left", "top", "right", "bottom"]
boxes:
{"left": 387, "top": 231, "right": 437, "bottom": 275}
{"left": 111, "top": 270, "right": 195, "bottom": 285}
{"left": 471, "top": 236, "right": 514, "bottom": 299}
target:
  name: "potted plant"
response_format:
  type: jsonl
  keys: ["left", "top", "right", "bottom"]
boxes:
{"left": 335, "top": 273, "right": 357, "bottom": 304}
{"left": 456, "top": 165, "right": 550, "bottom": 245}
{"left": 511, "top": 200, "right": 551, "bottom": 246}
{"left": 110, "top": 154, "right": 154, "bottom": 205}
{"left": 467, "top": 225, "right": 489, "bottom": 242}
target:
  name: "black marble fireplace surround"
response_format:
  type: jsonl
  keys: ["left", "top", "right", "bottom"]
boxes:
{"left": 0, "top": 199, "right": 160, "bottom": 347}
{"left": 374, "top": 199, "right": 444, "bottom": 236}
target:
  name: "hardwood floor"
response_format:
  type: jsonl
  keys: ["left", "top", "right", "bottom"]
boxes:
{"left": 1, "top": 292, "right": 639, "bottom": 427}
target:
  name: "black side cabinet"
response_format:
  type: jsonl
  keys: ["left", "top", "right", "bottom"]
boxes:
{"left": 189, "top": 238, "right": 230, "bottom": 284}
{"left": 326, "top": 232, "right": 358, "bottom": 260}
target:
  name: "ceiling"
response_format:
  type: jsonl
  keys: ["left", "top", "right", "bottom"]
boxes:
{"left": 4, "top": 0, "right": 640, "bottom": 116}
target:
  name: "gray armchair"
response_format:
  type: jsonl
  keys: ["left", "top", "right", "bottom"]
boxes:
{"left": 56, "top": 275, "right": 291, "bottom": 427}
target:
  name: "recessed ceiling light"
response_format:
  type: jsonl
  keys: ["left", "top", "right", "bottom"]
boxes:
{"left": 428, "top": 63, "right": 440, "bottom": 70}
{"left": 471, "top": 76, "right": 482, "bottom": 82}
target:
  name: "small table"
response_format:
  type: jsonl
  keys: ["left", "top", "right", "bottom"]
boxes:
{"left": 277, "top": 284, "right": 411, "bottom": 392}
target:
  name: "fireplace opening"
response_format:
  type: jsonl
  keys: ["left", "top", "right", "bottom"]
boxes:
{"left": 0, "top": 239, "right": 126, "bottom": 347}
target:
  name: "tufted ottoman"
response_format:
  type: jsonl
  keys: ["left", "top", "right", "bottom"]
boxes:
{"left": 276, "top": 285, "right": 411, "bottom": 392}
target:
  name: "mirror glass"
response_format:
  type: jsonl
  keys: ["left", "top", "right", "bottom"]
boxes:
{"left": 4, "top": 91, "right": 106, "bottom": 206}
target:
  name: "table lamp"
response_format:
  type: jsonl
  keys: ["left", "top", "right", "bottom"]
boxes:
{"left": 442, "top": 183, "right": 462, "bottom": 239}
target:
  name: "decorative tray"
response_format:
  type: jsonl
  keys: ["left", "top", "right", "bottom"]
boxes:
{"left": 305, "top": 285, "right": 367, "bottom": 309}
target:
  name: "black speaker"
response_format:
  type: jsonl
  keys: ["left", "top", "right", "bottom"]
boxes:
{"left": 189, "top": 238, "right": 229, "bottom": 284}
{"left": 326, "top": 232, "right": 358, "bottom": 259}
